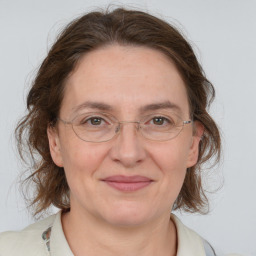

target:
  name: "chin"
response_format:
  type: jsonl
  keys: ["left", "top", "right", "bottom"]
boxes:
{"left": 100, "top": 203, "right": 155, "bottom": 227}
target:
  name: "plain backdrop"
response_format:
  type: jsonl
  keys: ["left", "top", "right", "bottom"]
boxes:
{"left": 0, "top": 0, "right": 256, "bottom": 255}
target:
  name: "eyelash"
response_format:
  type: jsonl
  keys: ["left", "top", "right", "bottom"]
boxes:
{"left": 81, "top": 117, "right": 108, "bottom": 125}
{"left": 80, "top": 115, "right": 174, "bottom": 126}
{"left": 149, "top": 116, "right": 172, "bottom": 125}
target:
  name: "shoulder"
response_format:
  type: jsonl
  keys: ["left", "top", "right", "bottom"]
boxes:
{"left": 0, "top": 213, "right": 57, "bottom": 256}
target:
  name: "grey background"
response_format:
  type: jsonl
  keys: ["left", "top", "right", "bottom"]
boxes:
{"left": 0, "top": 0, "right": 256, "bottom": 255}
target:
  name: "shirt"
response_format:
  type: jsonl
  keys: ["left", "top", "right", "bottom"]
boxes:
{"left": 0, "top": 211, "right": 240, "bottom": 256}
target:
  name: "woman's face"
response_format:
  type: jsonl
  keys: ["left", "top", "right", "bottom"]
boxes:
{"left": 48, "top": 45, "right": 202, "bottom": 226}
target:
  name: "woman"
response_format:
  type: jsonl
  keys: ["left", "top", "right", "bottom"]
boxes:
{"left": 0, "top": 6, "right": 232, "bottom": 256}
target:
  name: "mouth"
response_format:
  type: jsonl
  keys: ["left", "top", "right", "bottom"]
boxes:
{"left": 101, "top": 175, "right": 153, "bottom": 192}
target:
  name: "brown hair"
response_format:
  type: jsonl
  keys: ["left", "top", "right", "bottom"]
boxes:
{"left": 16, "top": 6, "right": 221, "bottom": 217}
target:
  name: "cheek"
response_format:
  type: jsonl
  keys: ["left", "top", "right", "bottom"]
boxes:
{"left": 149, "top": 140, "right": 191, "bottom": 192}
{"left": 60, "top": 142, "right": 110, "bottom": 207}
{"left": 60, "top": 138, "right": 109, "bottom": 180}
{"left": 159, "top": 149, "right": 187, "bottom": 186}
{"left": 150, "top": 139, "right": 191, "bottom": 172}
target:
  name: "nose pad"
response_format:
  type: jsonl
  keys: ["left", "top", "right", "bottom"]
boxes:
{"left": 110, "top": 121, "right": 146, "bottom": 167}
{"left": 116, "top": 121, "right": 140, "bottom": 136}
{"left": 115, "top": 125, "right": 120, "bottom": 134}
{"left": 135, "top": 122, "right": 140, "bottom": 131}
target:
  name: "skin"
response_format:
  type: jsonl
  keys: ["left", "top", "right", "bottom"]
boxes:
{"left": 48, "top": 45, "right": 203, "bottom": 256}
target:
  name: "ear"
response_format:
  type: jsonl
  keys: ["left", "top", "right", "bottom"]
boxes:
{"left": 47, "top": 125, "right": 64, "bottom": 167}
{"left": 186, "top": 121, "right": 204, "bottom": 168}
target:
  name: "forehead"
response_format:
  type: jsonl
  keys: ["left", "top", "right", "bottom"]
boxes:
{"left": 61, "top": 45, "right": 189, "bottom": 118}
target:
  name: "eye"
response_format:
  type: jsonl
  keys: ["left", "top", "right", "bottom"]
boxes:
{"left": 150, "top": 116, "right": 173, "bottom": 126}
{"left": 87, "top": 117, "right": 103, "bottom": 125}
{"left": 152, "top": 117, "right": 168, "bottom": 125}
{"left": 74, "top": 113, "right": 116, "bottom": 129}
{"left": 81, "top": 116, "right": 107, "bottom": 126}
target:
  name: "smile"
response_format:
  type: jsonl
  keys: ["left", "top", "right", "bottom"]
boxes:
{"left": 102, "top": 175, "right": 153, "bottom": 192}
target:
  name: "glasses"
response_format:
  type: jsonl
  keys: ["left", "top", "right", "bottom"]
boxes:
{"left": 58, "top": 112, "right": 192, "bottom": 143}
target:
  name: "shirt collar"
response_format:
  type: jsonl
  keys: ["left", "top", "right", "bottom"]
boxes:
{"left": 46, "top": 211, "right": 205, "bottom": 256}
{"left": 50, "top": 211, "right": 74, "bottom": 256}
{"left": 171, "top": 214, "right": 206, "bottom": 256}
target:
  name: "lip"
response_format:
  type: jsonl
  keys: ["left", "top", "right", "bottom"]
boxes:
{"left": 102, "top": 175, "right": 153, "bottom": 192}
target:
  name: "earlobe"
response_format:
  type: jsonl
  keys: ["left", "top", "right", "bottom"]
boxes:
{"left": 47, "top": 125, "right": 63, "bottom": 167}
{"left": 186, "top": 121, "right": 204, "bottom": 168}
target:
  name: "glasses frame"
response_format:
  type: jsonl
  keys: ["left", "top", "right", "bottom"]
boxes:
{"left": 57, "top": 112, "right": 192, "bottom": 143}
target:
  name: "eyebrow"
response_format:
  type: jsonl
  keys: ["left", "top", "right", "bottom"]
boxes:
{"left": 72, "top": 100, "right": 182, "bottom": 115}
{"left": 72, "top": 101, "right": 114, "bottom": 113}
{"left": 138, "top": 101, "right": 182, "bottom": 114}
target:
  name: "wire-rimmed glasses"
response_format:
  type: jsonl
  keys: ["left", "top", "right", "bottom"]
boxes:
{"left": 58, "top": 112, "right": 192, "bottom": 143}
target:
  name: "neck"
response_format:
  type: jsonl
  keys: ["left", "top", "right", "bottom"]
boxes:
{"left": 61, "top": 208, "right": 177, "bottom": 256}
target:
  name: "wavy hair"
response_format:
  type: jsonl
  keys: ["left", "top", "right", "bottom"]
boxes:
{"left": 16, "top": 6, "right": 221, "bottom": 217}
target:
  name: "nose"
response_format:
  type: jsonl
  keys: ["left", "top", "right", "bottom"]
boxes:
{"left": 109, "top": 122, "right": 147, "bottom": 168}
